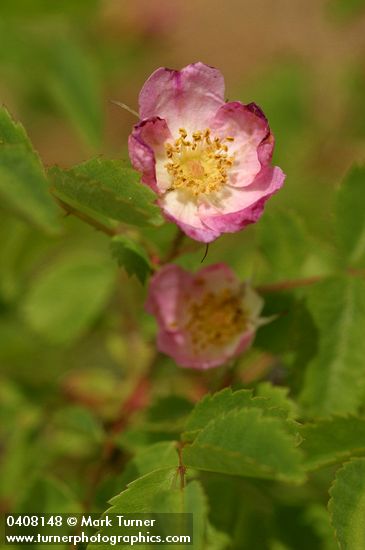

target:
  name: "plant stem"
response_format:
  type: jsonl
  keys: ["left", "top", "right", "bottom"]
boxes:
{"left": 82, "top": 351, "right": 158, "bottom": 511}
{"left": 162, "top": 228, "right": 186, "bottom": 263}
{"left": 176, "top": 442, "right": 186, "bottom": 490}
{"left": 256, "top": 274, "right": 323, "bottom": 293}
{"left": 256, "top": 267, "right": 365, "bottom": 293}
{"left": 54, "top": 196, "right": 118, "bottom": 237}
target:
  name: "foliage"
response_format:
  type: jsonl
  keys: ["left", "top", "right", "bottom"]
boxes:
{"left": 0, "top": 108, "right": 61, "bottom": 233}
{"left": 1, "top": 3, "right": 365, "bottom": 550}
{"left": 329, "top": 459, "right": 365, "bottom": 550}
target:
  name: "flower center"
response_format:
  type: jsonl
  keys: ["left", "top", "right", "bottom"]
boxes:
{"left": 184, "top": 288, "right": 247, "bottom": 352}
{"left": 164, "top": 128, "right": 234, "bottom": 196}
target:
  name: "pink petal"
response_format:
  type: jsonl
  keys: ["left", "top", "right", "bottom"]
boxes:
{"left": 211, "top": 101, "right": 273, "bottom": 188}
{"left": 157, "top": 326, "right": 254, "bottom": 370}
{"left": 128, "top": 116, "right": 171, "bottom": 193}
{"left": 146, "top": 263, "right": 260, "bottom": 370}
{"left": 146, "top": 264, "right": 192, "bottom": 330}
{"left": 232, "top": 330, "right": 255, "bottom": 356}
{"left": 138, "top": 62, "right": 225, "bottom": 135}
{"left": 200, "top": 166, "right": 285, "bottom": 233}
{"left": 155, "top": 329, "right": 215, "bottom": 369}
{"left": 160, "top": 189, "right": 220, "bottom": 242}
{"left": 191, "top": 263, "right": 240, "bottom": 294}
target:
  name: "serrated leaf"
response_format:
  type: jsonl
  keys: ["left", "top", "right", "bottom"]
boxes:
{"left": 335, "top": 165, "right": 365, "bottom": 266}
{"left": 118, "top": 442, "right": 179, "bottom": 488}
{"left": 50, "top": 159, "right": 163, "bottom": 228}
{"left": 300, "top": 276, "right": 365, "bottom": 417}
{"left": 148, "top": 481, "right": 209, "bottom": 549}
{"left": 329, "top": 458, "right": 365, "bottom": 550}
{"left": 0, "top": 106, "right": 34, "bottom": 148}
{"left": 47, "top": 37, "right": 102, "bottom": 148}
{"left": 183, "top": 388, "right": 296, "bottom": 443}
{"left": 22, "top": 254, "right": 115, "bottom": 344}
{"left": 111, "top": 235, "right": 152, "bottom": 284}
{"left": 183, "top": 408, "right": 305, "bottom": 483}
{"left": 72, "top": 159, "right": 163, "bottom": 225}
{"left": 107, "top": 468, "right": 176, "bottom": 513}
{"left": 92, "top": 471, "right": 216, "bottom": 550}
{"left": 256, "top": 382, "right": 299, "bottom": 420}
{"left": 0, "top": 107, "right": 60, "bottom": 233}
{"left": 300, "top": 416, "right": 365, "bottom": 471}
{"left": 183, "top": 388, "right": 261, "bottom": 441}
{"left": 257, "top": 209, "right": 311, "bottom": 280}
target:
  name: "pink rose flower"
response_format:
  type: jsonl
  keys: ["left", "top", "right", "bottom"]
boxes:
{"left": 129, "top": 62, "right": 285, "bottom": 242}
{"left": 146, "top": 263, "right": 265, "bottom": 369}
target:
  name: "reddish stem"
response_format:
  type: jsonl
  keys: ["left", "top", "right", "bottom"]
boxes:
{"left": 256, "top": 267, "right": 365, "bottom": 294}
{"left": 176, "top": 442, "right": 186, "bottom": 490}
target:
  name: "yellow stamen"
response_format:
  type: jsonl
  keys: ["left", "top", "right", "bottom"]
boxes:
{"left": 164, "top": 128, "right": 234, "bottom": 196}
{"left": 184, "top": 288, "right": 247, "bottom": 352}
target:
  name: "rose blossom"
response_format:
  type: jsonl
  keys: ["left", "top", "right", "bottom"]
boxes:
{"left": 128, "top": 62, "right": 285, "bottom": 242}
{"left": 146, "top": 263, "right": 265, "bottom": 369}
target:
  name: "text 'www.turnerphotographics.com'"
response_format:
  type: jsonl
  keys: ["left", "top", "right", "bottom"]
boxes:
{"left": 4, "top": 514, "right": 193, "bottom": 546}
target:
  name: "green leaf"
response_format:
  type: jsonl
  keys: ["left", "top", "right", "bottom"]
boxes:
{"left": 0, "top": 107, "right": 60, "bottom": 233}
{"left": 103, "top": 468, "right": 177, "bottom": 513}
{"left": 255, "top": 382, "right": 299, "bottom": 420}
{"left": 329, "top": 458, "right": 365, "bottom": 550}
{"left": 300, "top": 276, "right": 365, "bottom": 417}
{"left": 92, "top": 470, "right": 219, "bottom": 550}
{"left": 335, "top": 165, "right": 365, "bottom": 266}
{"left": 118, "top": 442, "right": 179, "bottom": 487}
{"left": 0, "top": 106, "right": 35, "bottom": 148}
{"left": 22, "top": 254, "right": 116, "bottom": 344}
{"left": 183, "top": 408, "right": 305, "bottom": 483}
{"left": 50, "top": 159, "right": 163, "bottom": 228}
{"left": 183, "top": 388, "right": 263, "bottom": 441}
{"left": 300, "top": 416, "right": 365, "bottom": 471}
{"left": 257, "top": 209, "right": 311, "bottom": 280}
{"left": 183, "top": 388, "right": 296, "bottom": 443}
{"left": 47, "top": 37, "right": 102, "bottom": 148}
{"left": 111, "top": 235, "right": 152, "bottom": 284}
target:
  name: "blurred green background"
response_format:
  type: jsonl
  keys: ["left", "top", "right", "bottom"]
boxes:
{"left": 1, "top": 0, "right": 365, "bottom": 541}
